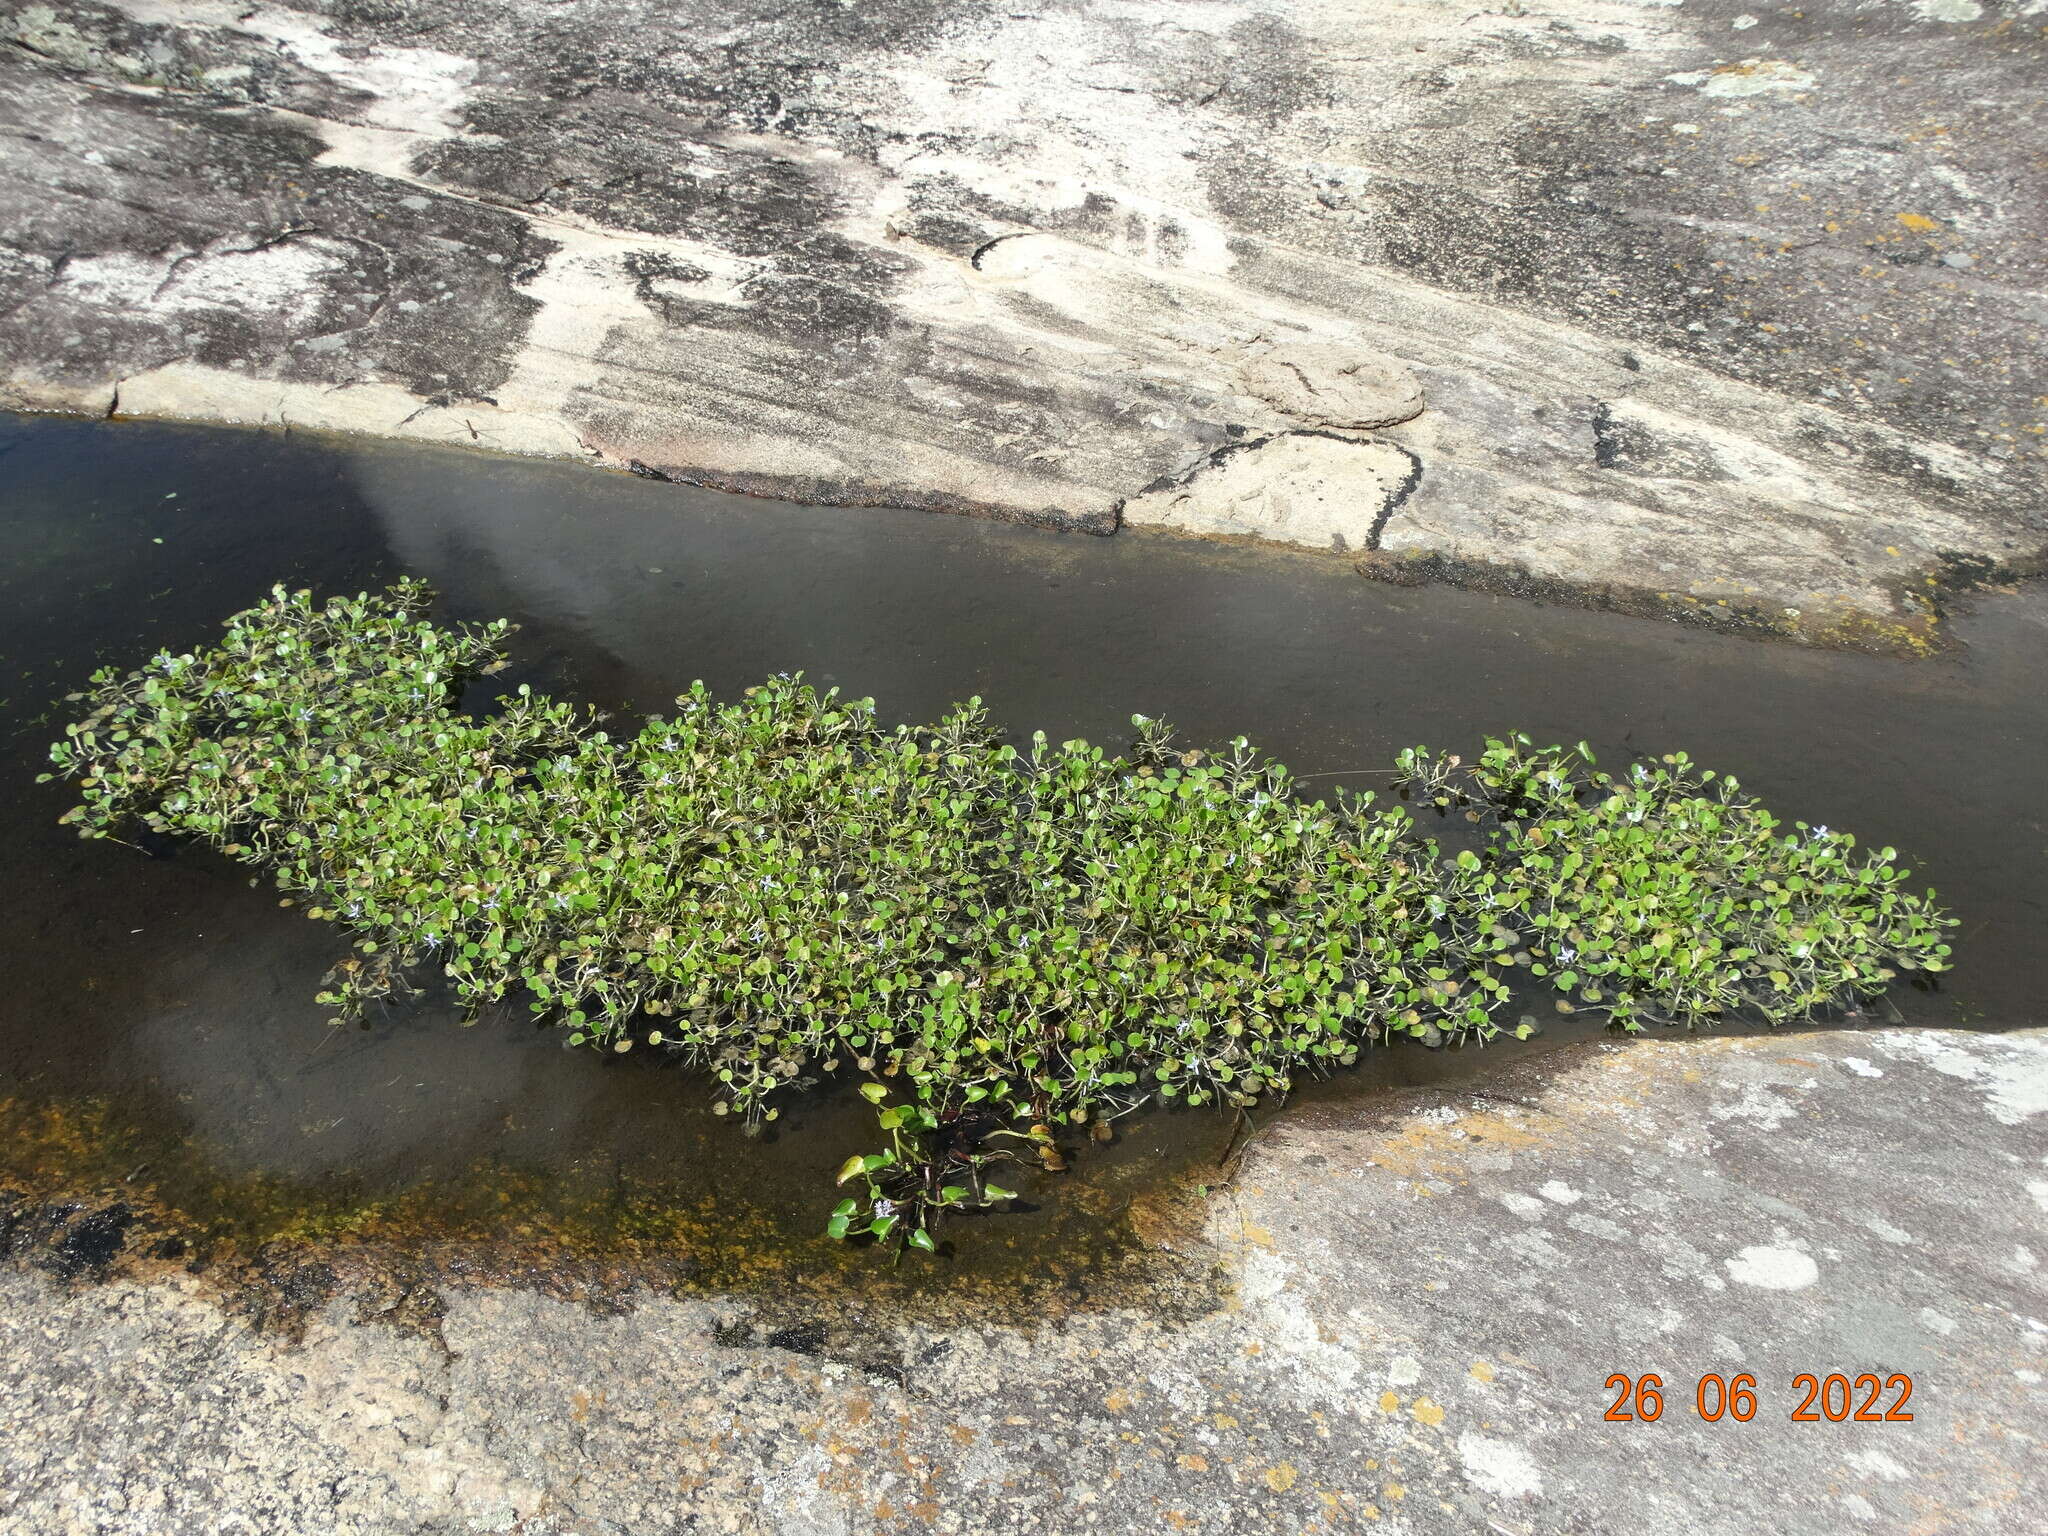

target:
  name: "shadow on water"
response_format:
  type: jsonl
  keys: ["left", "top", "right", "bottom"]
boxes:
{"left": 2, "top": 414, "right": 2042, "bottom": 1307}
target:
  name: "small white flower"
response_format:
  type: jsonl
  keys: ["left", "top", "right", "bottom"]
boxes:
{"left": 1812, "top": 825, "right": 1830, "bottom": 840}
{"left": 873, "top": 1198, "right": 896, "bottom": 1219}
{"left": 1558, "top": 946, "right": 1578, "bottom": 964}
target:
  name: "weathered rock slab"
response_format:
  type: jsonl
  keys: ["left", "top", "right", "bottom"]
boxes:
{"left": 2, "top": 0, "right": 2043, "bottom": 639}
{"left": 1236, "top": 345, "right": 1426, "bottom": 432}
{"left": 3, "top": 1025, "right": 2041, "bottom": 1533}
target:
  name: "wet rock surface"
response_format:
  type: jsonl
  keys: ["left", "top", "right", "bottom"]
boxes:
{"left": 1, "top": 0, "right": 2043, "bottom": 639}
{"left": 2, "top": 1025, "right": 2041, "bottom": 1533}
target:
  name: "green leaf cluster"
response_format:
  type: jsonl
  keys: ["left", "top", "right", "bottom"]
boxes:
{"left": 45, "top": 584, "right": 1491, "bottom": 1130}
{"left": 826, "top": 1083, "right": 1041, "bottom": 1256}
{"left": 43, "top": 587, "right": 1956, "bottom": 1246}
{"left": 1391, "top": 734, "right": 1954, "bottom": 1030}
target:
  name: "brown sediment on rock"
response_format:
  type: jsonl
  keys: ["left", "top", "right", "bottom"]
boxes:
{"left": 0, "top": 1092, "right": 1227, "bottom": 1342}
{"left": 621, "top": 457, "right": 1118, "bottom": 536}
{"left": 1356, "top": 543, "right": 2047, "bottom": 658}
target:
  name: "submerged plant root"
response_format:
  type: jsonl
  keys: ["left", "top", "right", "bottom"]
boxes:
{"left": 43, "top": 584, "right": 1955, "bottom": 1250}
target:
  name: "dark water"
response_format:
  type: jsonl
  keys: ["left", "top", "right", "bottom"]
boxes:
{"left": 2, "top": 414, "right": 2042, "bottom": 1285}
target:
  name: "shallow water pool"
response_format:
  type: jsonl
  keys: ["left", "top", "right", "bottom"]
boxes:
{"left": 2, "top": 413, "right": 2040, "bottom": 1293}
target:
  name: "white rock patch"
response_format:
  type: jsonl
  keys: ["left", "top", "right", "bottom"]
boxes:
{"left": 1121, "top": 433, "right": 1417, "bottom": 553}
{"left": 1846, "top": 1448, "right": 1911, "bottom": 1480}
{"left": 1874, "top": 1033, "right": 2048, "bottom": 1125}
{"left": 1863, "top": 1217, "right": 1913, "bottom": 1245}
{"left": 1725, "top": 1244, "right": 1818, "bottom": 1290}
{"left": 1457, "top": 1432, "right": 1543, "bottom": 1499}
{"left": 1711, "top": 1082, "right": 1799, "bottom": 1130}
{"left": 1666, "top": 59, "right": 1818, "bottom": 97}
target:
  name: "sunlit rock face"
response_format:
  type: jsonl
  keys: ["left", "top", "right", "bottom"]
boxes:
{"left": 1, "top": 0, "right": 2041, "bottom": 636}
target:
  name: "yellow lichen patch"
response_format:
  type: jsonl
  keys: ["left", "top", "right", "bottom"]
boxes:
{"left": 1364, "top": 1106, "right": 1563, "bottom": 1182}
{"left": 1384, "top": 1484, "right": 1407, "bottom": 1502}
{"left": 1410, "top": 1398, "right": 1446, "bottom": 1427}
{"left": 1264, "top": 1463, "right": 1298, "bottom": 1493}
{"left": 1895, "top": 213, "right": 1940, "bottom": 232}
{"left": 1105, "top": 1388, "right": 1136, "bottom": 1413}
{"left": 1379, "top": 1391, "right": 1401, "bottom": 1414}
{"left": 1178, "top": 1453, "right": 1209, "bottom": 1472}
{"left": 1470, "top": 1361, "right": 1497, "bottom": 1383}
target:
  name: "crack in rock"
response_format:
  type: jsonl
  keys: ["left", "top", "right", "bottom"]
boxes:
{"left": 1237, "top": 343, "right": 1426, "bottom": 431}
{"left": 1122, "top": 430, "right": 1423, "bottom": 553}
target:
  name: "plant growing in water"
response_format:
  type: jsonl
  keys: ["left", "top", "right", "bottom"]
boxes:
{"left": 43, "top": 585, "right": 1955, "bottom": 1252}
{"left": 1390, "top": 735, "right": 1954, "bottom": 1029}
{"left": 827, "top": 1084, "right": 1046, "bottom": 1257}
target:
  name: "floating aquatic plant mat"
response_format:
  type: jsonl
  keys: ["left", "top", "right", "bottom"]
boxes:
{"left": 45, "top": 583, "right": 1953, "bottom": 1253}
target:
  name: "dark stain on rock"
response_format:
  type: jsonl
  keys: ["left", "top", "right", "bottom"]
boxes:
{"left": 55, "top": 1202, "right": 135, "bottom": 1277}
{"left": 1363, "top": 439, "right": 1425, "bottom": 552}
{"left": 0, "top": 51, "right": 549, "bottom": 404}
{"left": 763, "top": 1320, "right": 828, "bottom": 1356}
{"left": 1, "top": 1196, "right": 139, "bottom": 1279}
{"left": 1592, "top": 402, "right": 1733, "bottom": 482}
{"left": 1358, "top": 549, "right": 1804, "bottom": 645}
{"left": 622, "top": 249, "right": 712, "bottom": 318}
{"left": 1791, "top": 418, "right": 1968, "bottom": 503}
